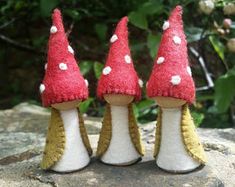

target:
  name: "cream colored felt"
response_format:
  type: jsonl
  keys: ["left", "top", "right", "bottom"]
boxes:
{"left": 155, "top": 96, "right": 186, "bottom": 108}
{"left": 51, "top": 108, "right": 90, "bottom": 172}
{"left": 51, "top": 100, "right": 80, "bottom": 110}
{"left": 104, "top": 94, "right": 134, "bottom": 106}
{"left": 156, "top": 107, "right": 200, "bottom": 173}
{"left": 101, "top": 105, "right": 141, "bottom": 165}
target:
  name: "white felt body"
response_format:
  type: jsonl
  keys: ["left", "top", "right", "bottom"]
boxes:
{"left": 101, "top": 105, "right": 140, "bottom": 165}
{"left": 156, "top": 107, "right": 200, "bottom": 172}
{"left": 51, "top": 109, "right": 90, "bottom": 172}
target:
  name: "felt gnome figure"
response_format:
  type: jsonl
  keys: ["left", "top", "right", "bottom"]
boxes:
{"left": 39, "top": 9, "right": 92, "bottom": 172}
{"left": 96, "top": 17, "right": 144, "bottom": 166}
{"left": 147, "top": 6, "right": 207, "bottom": 173}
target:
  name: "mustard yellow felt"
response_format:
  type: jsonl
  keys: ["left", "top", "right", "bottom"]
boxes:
{"left": 96, "top": 104, "right": 144, "bottom": 157}
{"left": 181, "top": 104, "right": 207, "bottom": 164}
{"left": 78, "top": 108, "right": 93, "bottom": 156}
{"left": 41, "top": 108, "right": 65, "bottom": 169}
{"left": 154, "top": 105, "right": 207, "bottom": 164}
{"left": 153, "top": 108, "right": 162, "bottom": 157}
{"left": 41, "top": 108, "right": 92, "bottom": 170}
{"left": 128, "top": 104, "right": 144, "bottom": 156}
{"left": 96, "top": 104, "right": 112, "bottom": 157}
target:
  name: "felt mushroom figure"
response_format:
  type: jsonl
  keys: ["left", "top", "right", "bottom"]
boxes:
{"left": 39, "top": 9, "right": 92, "bottom": 172}
{"left": 96, "top": 17, "right": 144, "bottom": 166}
{"left": 147, "top": 6, "right": 207, "bottom": 173}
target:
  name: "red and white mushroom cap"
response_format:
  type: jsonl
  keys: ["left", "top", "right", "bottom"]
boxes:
{"left": 147, "top": 5, "right": 195, "bottom": 103}
{"left": 40, "top": 9, "right": 88, "bottom": 107}
{"left": 97, "top": 17, "right": 141, "bottom": 101}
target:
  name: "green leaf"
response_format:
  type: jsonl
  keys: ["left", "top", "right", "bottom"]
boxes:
{"left": 64, "top": 9, "right": 80, "bottom": 21}
{"left": 147, "top": 33, "right": 160, "bottom": 58}
{"left": 136, "top": 99, "right": 155, "bottom": 111}
{"left": 139, "top": 2, "right": 163, "bottom": 15}
{"left": 128, "top": 11, "right": 148, "bottom": 30}
{"left": 93, "top": 62, "right": 104, "bottom": 79}
{"left": 95, "top": 23, "right": 108, "bottom": 41}
{"left": 79, "top": 61, "right": 93, "bottom": 75}
{"left": 214, "top": 67, "right": 235, "bottom": 113}
{"left": 185, "top": 27, "right": 203, "bottom": 42}
{"left": 40, "top": 0, "right": 59, "bottom": 17}
{"left": 209, "top": 35, "right": 225, "bottom": 61}
{"left": 132, "top": 104, "right": 139, "bottom": 118}
{"left": 79, "top": 98, "right": 94, "bottom": 113}
{"left": 191, "top": 111, "right": 205, "bottom": 127}
{"left": 135, "top": 99, "right": 155, "bottom": 119}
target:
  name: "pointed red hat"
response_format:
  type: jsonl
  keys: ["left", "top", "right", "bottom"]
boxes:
{"left": 97, "top": 17, "right": 142, "bottom": 101}
{"left": 39, "top": 9, "right": 88, "bottom": 107}
{"left": 147, "top": 6, "right": 195, "bottom": 103}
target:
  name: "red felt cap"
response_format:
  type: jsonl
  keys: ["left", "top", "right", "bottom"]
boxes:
{"left": 97, "top": 16, "right": 142, "bottom": 101}
{"left": 40, "top": 9, "right": 88, "bottom": 107}
{"left": 147, "top": 6, "right": 195, "bottom": 103}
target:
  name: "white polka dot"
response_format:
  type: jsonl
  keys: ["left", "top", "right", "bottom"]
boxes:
{"left": 124, "top": 55, "right": 131, "bottom": 64}
{"left": 84, "top": 79, "right": 89, "bottom": 87}
{"left": 156, "top": 57, "right": 165, "bottom": 64}
{"left": 173, "top": 36, "right": 181, "bottom": 45}
{"left": 68, "top": 45, "right": 74, "bottom": 54}
{"left": 171, "top": 75, "right": 181, "bottom": 85}
{"left": 39, "top": 84, "right": 45, "bottom": 93}
{"left": 138, "top": 79, "right": 143, "bottom": 88}
{"left": 110, "top": 34, "right": 118, "bottom": 43}
{"left": 50, "top": 26, "right": 57, "bottom": 33}
{"left": 187, "top": 66, "right": 192, "bottom": 76}
{"left": 44, "top": 63, "right": 47, "bottom": 70}
{"left": 59, "top": 63, "right": 68, "bottom": 70}
{"left": 162, "top": 21, "right": 170, "bottom": 30}
{"left": 102, "top": 66, "right": 112, "bottom": 75}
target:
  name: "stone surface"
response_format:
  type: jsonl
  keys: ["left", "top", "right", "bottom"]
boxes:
{"left": 0, "top": 102, "right": 101, "bottom": 134}
{"left": 0, "top": 155, "right": 223, "bottom": 187}
{"left": 0, "top": 103, "right": 235, "bottom": 187}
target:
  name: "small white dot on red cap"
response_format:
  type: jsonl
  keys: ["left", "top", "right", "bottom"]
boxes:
{"left": 68, "top": 45, "right": 74, "bottom": 54}
{"left": 156, "top": 57, "right": 165, "bottom": 64}
{"left": 59, "top": 63, "right": 68, "bottom": 70}
{"left": 138, "top": 79, "right": 143, "bottom": 88}
{"left": 44, "top": 63, "right": 47, "bottom": 70}
{"left": 102, "top": 66, "right": 112, "bottom": 75}
{"left": 50, "top": 26, "right": 57, "bottom": 33}
{"left": 187, "top": 66, "right": 192, "bottom": 76}
{"left": 84, "top": 79, "right": 89, "bottom": 87}
{"left": 124, "top": 55, "right": 131, "bottom": 64}
{"left": 110, "top": 34, "right": 118, "bottom": 43}
{"left": 162, "top": 21, "right": 170, "bottom": 30}
{"left": 170, "top": 75, "right": 181, "bottom": 85}
{"left": 39, "top": 84, "right": 45, "bottom": 93}
{"left": 173, "top": 36, "right": 181, "bottom": 45}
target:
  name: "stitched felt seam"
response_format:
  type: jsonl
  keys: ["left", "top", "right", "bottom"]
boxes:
{"left": 78, "top": 108, "right": 93, "bottom": 156}
{"left": 41, "top": 9, "right": 88, "bottom": 107}
{"left": 128, "top": 104, "right": 144, "bottom": 156}
{"left": 154, "top": 107, "right": 162, "bottom": 158}
{"left": 96, "top": 104, "right": 112, "bottom": 157}
{"left": 41, "top": 108, "right": 65, "bottom": 170}
{"left": 147, "top": 6, "right": 195, "bottom": 104}
{"left": 181, "top": 104, "right": 207, "bottom": 164}
{"left": 97, "top": 17, "right": 141, "bottom": 101}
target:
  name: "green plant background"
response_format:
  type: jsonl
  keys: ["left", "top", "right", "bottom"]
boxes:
{"left": 0, "top": 0, "right": 234, "bottom": 128}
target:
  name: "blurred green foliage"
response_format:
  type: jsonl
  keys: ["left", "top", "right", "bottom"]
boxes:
{"left": 0, "top": 0, "right": 235, "bottom": 127}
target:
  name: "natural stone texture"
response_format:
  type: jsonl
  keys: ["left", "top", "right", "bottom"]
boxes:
{"left": 0, "top": 132, "right": 44, "bottom": 160}
{"left": 0, "top": 102, "right": 101, "bottom": 134}
{"left": 1, "top": 155, "right": 223, "bottom": 187}
{"left": 0, "top": 103, "right": 235, "bottom": 186}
